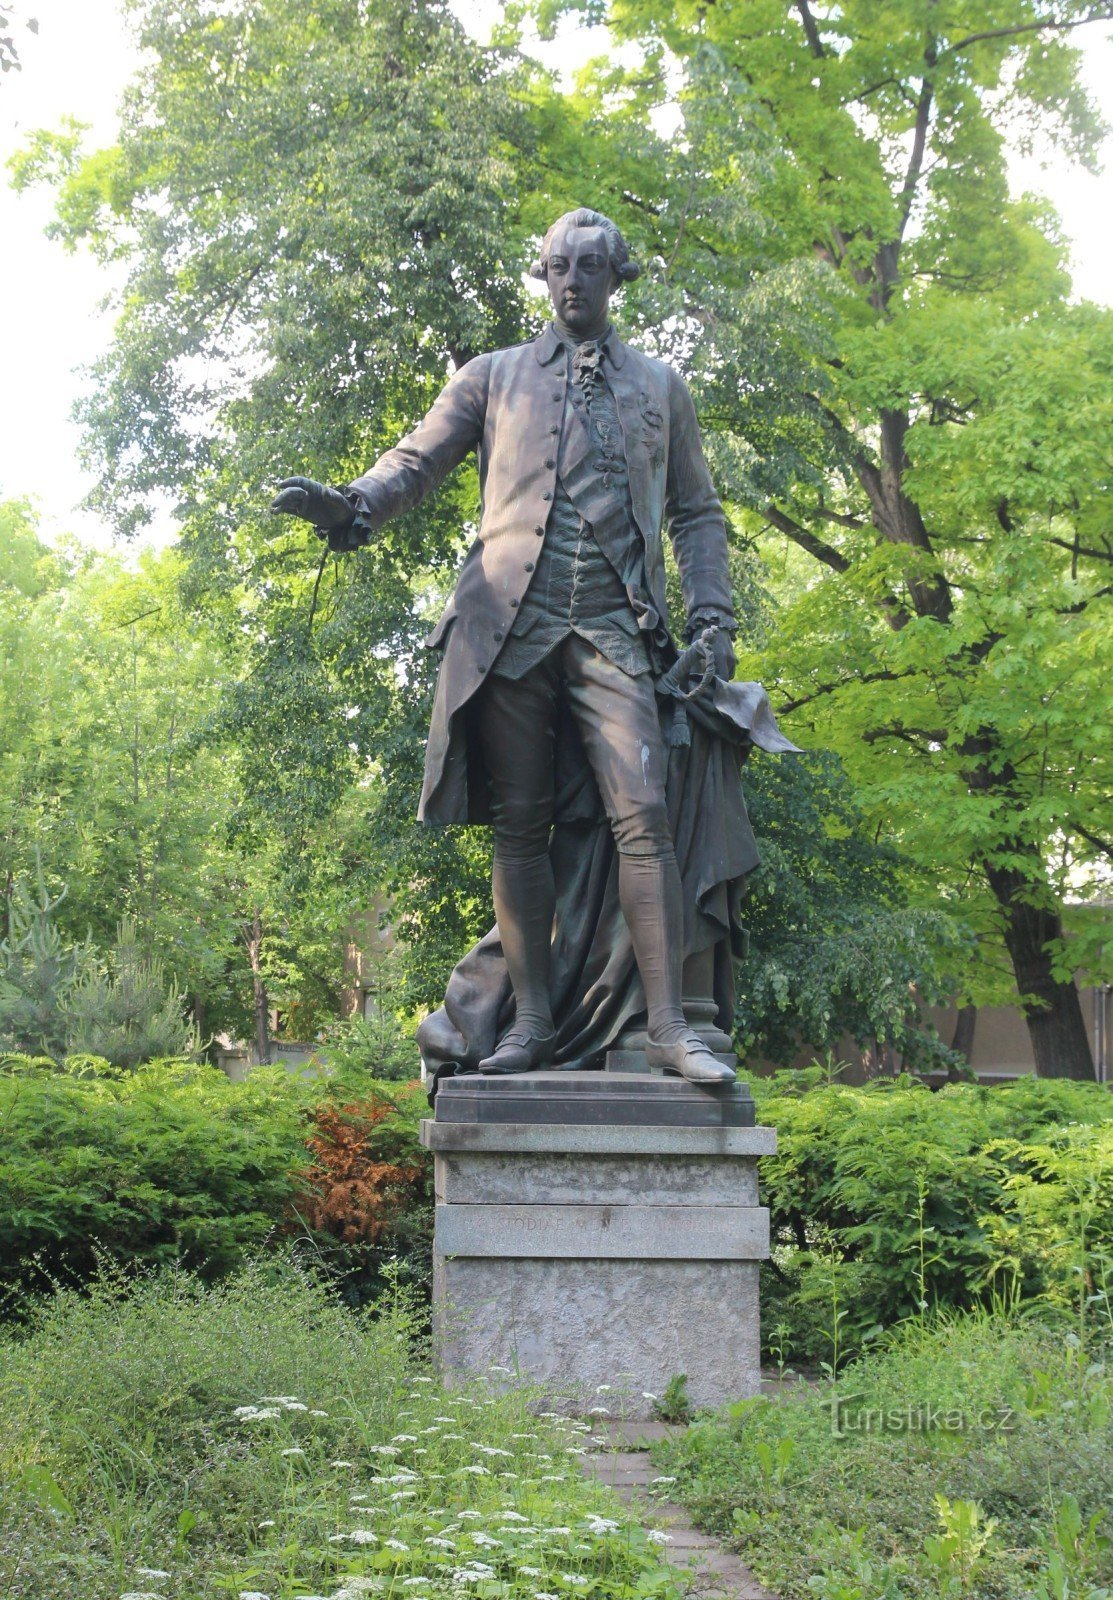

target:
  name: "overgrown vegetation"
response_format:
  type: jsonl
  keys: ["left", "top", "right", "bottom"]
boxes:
{"left": 754, "top": 1072, "right": 1113, "bottom": 1366}
{"left": 0, "top": 1263, "right": 680, "bottom": 1600}
{"left": 0, "top": 1058, "right": 430, "bottom": 1316}
{"left": 653, "top": 1312, "right": 1113, "bottom": 1600}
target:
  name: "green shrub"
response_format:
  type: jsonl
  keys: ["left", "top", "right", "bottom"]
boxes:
{"left": 653, "top": 1311, "right": 1113, "bottom": 1599}
{"left": 0, "top": 1263, "right": 679, "bottom": 1600}
{"left": 0, "top": 1060, "right": 432, "bottom": 1314}
{"left": 754, "top": 1075, "right": 1113, "bottom": 1364}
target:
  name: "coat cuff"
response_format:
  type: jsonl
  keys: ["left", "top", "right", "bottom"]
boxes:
{"left": 684, "top": 605, "right": 737, "bottom": 641}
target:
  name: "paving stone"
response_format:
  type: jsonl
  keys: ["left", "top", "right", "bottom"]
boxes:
{"left": 580, "top": 1438, "right": 779, "bottom": 1600}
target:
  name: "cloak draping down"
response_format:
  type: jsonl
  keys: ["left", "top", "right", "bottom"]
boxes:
{"left": 415, "top": 675, "right": 798, "bottom": 1092}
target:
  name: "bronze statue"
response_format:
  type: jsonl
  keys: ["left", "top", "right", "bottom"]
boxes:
{"left": 272, "top": 208, "right": 795, "bottom": 1088}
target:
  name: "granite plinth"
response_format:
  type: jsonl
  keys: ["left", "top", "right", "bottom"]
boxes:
{"left": 434, "top": 1070, "right": 756, "bottom": 1127}
{"left": 425, "top": 1072, "right": 774, "bottom": 1416}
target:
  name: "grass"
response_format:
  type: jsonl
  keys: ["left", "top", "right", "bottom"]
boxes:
{"left": 0, "top": 1262, "right": 681, "bottom": 1600}
{"left": 650, "top": 1309, "right": 1113, "bottom": 1599}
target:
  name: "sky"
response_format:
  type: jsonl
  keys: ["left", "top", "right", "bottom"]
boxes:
{"left": 0, "top": 0, "right": 1111, "bottom": 552}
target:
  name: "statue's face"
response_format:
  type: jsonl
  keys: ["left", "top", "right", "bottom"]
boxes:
{"left": 545, "top": 224, "right": 615, "bottom": 334}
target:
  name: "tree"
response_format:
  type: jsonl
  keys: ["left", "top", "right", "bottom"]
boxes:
{"left": 525, "top": 0, "right": 1113, "bottom": 1077}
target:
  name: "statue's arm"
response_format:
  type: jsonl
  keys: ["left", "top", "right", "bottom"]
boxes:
{"left": 345, "top": 355, "right": 491, "bottom": 535}
{"left": 270, "top": 355, "right": 491, "bottom": 549}
{"left": 663, "top": 368, "right": 737, "bottom": 671}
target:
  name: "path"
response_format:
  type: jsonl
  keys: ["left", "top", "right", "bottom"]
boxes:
{"left": 582, "top": 1419, "right": 778, "bottom": 1600}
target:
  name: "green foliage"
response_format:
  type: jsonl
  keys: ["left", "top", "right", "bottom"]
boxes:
{"left": 0, "top": 1059, "right": 430, "bottom": 1314}
{"left": 651, "top": 1373, "right": 693, "bottom": 1425}
{"left": 754, "top": 1076, "right": 1113, "bottom": 1364}
{"left": 0, "top": 1263, "right": 679, "bottom": 1600}
{"left": 0, "top": 869, "right": 94, "bottom": 1059}
{"left": 64, "top": 915, "right": 200, "bottom": 1070}
{"left": 653, "top": 1312, "right": 1113, "bottom": 1600}
{"left": 738, "top": 750, "right": 967, "bottom": 1065}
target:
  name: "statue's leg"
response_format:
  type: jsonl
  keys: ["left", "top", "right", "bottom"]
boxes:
{"left": 471, "top": 659, "right": 559, "bottom": 1073}
{"left": 563, "top": 637, "right": 735, "bottom": 1084}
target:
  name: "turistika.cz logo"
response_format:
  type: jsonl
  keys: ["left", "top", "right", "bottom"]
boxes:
{"left": 825, "top": 1392, "right": 1016, "bottom": 1438}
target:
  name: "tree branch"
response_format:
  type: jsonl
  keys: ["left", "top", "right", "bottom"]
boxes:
{"left": 764, "top": 504, "right": 851, "bottom": 572}
{"left": 1046, "top": 536, "right": 1113, "bottom": 563}
{"left": 1072, "top": 821, "right": 1113, "bottom": 862}
{"left": 796, "top": 0, "right": 827, "bottom": 57}
{"left": 941, "top": 8, "right": 1113, "bottom": 57}
{"left": 778, "top": 666, "right": 920, "bottom": 715}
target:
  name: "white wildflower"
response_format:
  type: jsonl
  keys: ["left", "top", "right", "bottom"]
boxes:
{"left": 310, "top": 1409, "right": 329, "bottom": 1417}
{"left": 518, "top": 1567, "right": 542, "bottom": 1577}
{"left": 258, "top": 1518, "right": 277, "bottom": 1528}
{"left": 650, "top": 1475, "right": 677, "bottom": 1486}
{"left": 534, "top": 1591, "right": 561, "bottom": 1600}
{"left": 369, "top": 1445, "right": 400, "bottom": 1456}
{"left": 349, "top": 1529, "right": 379, "bottom": 1544}
{"left": 424, "top": 1536, "right": 456, "bottom": 1550}
{"left": 433, "top": 1416, "right": 456, "bottom": 1423}
{"left": 595, "top": 1384, "right": 612, "bottom": 1393}
{"left": 280, "top": 1447, "right": 306, "bottom": 1458}
{"left": 134, "top": 1571, "right": 170, "bottom": 1582}
{"left": 384, "top": 1539, "right": 410, "bottom": 1553}
{"left": 457, "top": 1510, "right": 482, "bottom": 1519}
{"left": 500, "top": 1512, "right": 529, "bottom": 1522}
{"left": 584, "top": 1516, "right": 619, "bottom": 1534}
{"left": 239, "top": 1592, "right": 271, "bottom": 1600}
{"left": 470, "top": 1532, "right": 500, "bottom": 1547}
{"left": 390, "top": 1490, "right": 417, "bottom": 1500}
{"left": 587, "top": 1406, "right": 609, "bottom": 1416}
{"left": 641, "top": 1393, "right": 659, "bottom": 1402}
{"left": 331, "top": 1460, "right": 357, "bottom": 1469}
{"left": 546, "top": 1528, "right": 572, "bottom": 1536}
{"left": 646, "top": 1531, "right": 673, "bottom": 1545}
{"left": 412, "top": 1375, "right": 434, "bottom": 1383}
{"left": 392, "top": 1434, "right": 418, "bottom": 1443}
{"left": 461, "top": 1465, "right": 490, "bottom": 1476}
{"left": 233, "top": 1404, "right": 260, "bottom": 1418}
{"left": 562, "top": 1575, "right": 589, "bottom": 1586}
{"left": 281, "top": 1401, "right": 308, "bottom": 1411}
{"left": 120, "top": 1593, "right": 164, "bottom": 1599}
{"left": 261, "top": 1395, "right": 300, "bottom": 1405}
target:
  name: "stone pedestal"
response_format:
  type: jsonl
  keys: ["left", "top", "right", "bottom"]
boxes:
{"left": 422, "top": 1073, "right": 775, "bottom": 1416}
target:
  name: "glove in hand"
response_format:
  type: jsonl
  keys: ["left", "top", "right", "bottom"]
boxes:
{"left": 269, "top": 476, "right": 356, "bottom": 534}
{"left": 710, "top": 627, "right": 736, "bottom": 681}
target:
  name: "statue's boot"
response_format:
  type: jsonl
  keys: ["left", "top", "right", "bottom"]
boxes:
{"left": 478, "top": 1025, "right": 557, "bottom": 1075}
{"left": 621, "top": 851, "right": 737, "bottom": 1085}
{"left": 478, "top": 849, "right": 555, "bottom": 1076}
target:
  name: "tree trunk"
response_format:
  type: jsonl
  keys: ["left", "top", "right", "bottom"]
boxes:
{"left": 245, "top": 911, "right": 270, "bottom": 1066}
{"left": 985, "top": 864, "right": 1095, "bottom": 1081}
{"left": 950, "top": 1004, "right": 977, "bottom": 1061}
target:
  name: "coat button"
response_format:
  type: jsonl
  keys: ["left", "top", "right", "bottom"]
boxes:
{"left": 533, "top": 524, "right": 544, "bottom": 534}
{"left": 549, "top": 424, "right": 559, "bottom": 435}
{"left": 477, "top": 663, "right": 488, "bottom": 673}
{"left": 544, "top": 458, "right": 555, "bottom": 469}
{"left": 542, "top": 491, "right": 552, "bottom": 501}
{"left": 524, "top": 562, "right": 534, "bottom": 572}
{"left": 510, "top": 598, "right": 519, "bottom": 608}
{"left": 493, "top": 632, "right": 503, "bottom": 642}
{"left": 552, "top": 391, "right": 562, "bottom": 401}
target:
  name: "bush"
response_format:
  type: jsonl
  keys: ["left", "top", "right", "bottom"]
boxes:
{"left": 653, "top": 1311, "right": 1113, "bottom": 1600}
{"left": 754, "top": 1073, "right": 1113, "bottom": 1365}
{"left": 0, "top": 1263, "right": 679, "bottom": 1600}
{"left": 0, "top": 1058, "right": 433, "bottom": 1314}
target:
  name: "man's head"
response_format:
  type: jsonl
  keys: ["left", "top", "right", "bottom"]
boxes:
{"left": 531, "top": 208, "right": 640, "bottom": 336}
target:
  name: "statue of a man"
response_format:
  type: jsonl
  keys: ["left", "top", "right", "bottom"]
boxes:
{"left": 273, "top": 207, "right": 792, "bottom": 1085}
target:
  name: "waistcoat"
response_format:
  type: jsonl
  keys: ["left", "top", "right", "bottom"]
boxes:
{"left": 492, "top": 341, "right": 650, "bottom": 681}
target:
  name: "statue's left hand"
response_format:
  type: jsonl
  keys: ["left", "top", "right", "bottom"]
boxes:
{"left": 269, "top": 476, "right": 357, "bottom": 534}
{"left": 709, "top": 627, "right": 736, "bottom": 681}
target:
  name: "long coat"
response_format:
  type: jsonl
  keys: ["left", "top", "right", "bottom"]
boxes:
{"left": 347, "top": 323, "right": 735, "bottom": 824}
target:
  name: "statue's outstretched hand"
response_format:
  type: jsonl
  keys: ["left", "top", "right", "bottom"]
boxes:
{"left": 270, "top": 476, "right": 360, "bottom": 548}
